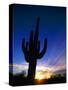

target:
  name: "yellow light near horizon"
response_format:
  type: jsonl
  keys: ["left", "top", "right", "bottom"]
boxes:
{"left": 35, "top": 72, "right": 52, "bottom": 80}
{"left": 45, "top": 73, "right": 51, "bottom": 79}
{"left": 35, "top": 72, "right": 44, "bottom": 80}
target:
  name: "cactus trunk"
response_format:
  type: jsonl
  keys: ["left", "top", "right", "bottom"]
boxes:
{"left": 27, "top": 59, "right": 37, "bottom": 79}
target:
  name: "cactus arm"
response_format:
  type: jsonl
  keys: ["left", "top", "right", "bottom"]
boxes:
{"left": 34, "top": 17, "right": 40, "bottom": 48}
{"left": 37, "top": 38, "right": 47, "bottom": 59}
{"left": 24, "top": 52, "right": 30, "bottom": 63}
{"left": 22, "top": 38, "right": 26, "bottom": 53}
{"left": 36, "top": 17, "right": 40, "bottom": 31}
{"left": 22, "top": 39, "right": 30, "bottom": 62}
{"left": 37, "top": 40, "right": 40, "bottom": 52}
{"left": 25, "top": 41, "right": 30, "bottom": 62}
{"left": 29, "top": 30, "right": 34, "bottom": 51}
{"left": 26, "top": 41, "right": 29, "bottom": 51}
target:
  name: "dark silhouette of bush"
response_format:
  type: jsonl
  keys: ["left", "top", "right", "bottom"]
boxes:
{"left": 22, "top": 17, "right": 47, "bottom": 79}
{"left": 45, "top": 73, "right": 66, "bottom": 84}
{"left": 9, "top": 72, "right": 66, "bottom": 86}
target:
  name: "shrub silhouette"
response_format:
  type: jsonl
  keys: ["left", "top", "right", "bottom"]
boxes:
{"left": 22, "top": 17, "right": 47, "bottom": 79}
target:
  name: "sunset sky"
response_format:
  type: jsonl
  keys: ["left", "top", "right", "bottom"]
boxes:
{"left": 10, "top": 4, "right": 66, "bottom": 79}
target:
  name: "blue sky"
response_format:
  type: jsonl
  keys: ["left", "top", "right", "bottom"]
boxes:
{"left": 10, "top": 4, "right": 66, "bottom": 75}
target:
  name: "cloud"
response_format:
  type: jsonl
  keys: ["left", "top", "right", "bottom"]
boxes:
{"left": 9, "top": 63, "right": 29, "bottom": 74}
{"left": 9, "top": 62, "right": 66, "bottom": 75}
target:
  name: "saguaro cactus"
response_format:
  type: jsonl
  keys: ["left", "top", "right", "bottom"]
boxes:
{"left": 22, "top": 17, "right": 47, "bottom": 79}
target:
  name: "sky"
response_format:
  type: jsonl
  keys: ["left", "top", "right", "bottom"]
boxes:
{"left": 10, "top": 4, "right": 66, "bottom": 77}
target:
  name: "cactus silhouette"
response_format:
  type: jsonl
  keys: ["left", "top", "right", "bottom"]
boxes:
{"left": 22, "top": 17, "right": 47, "bottom": 79}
